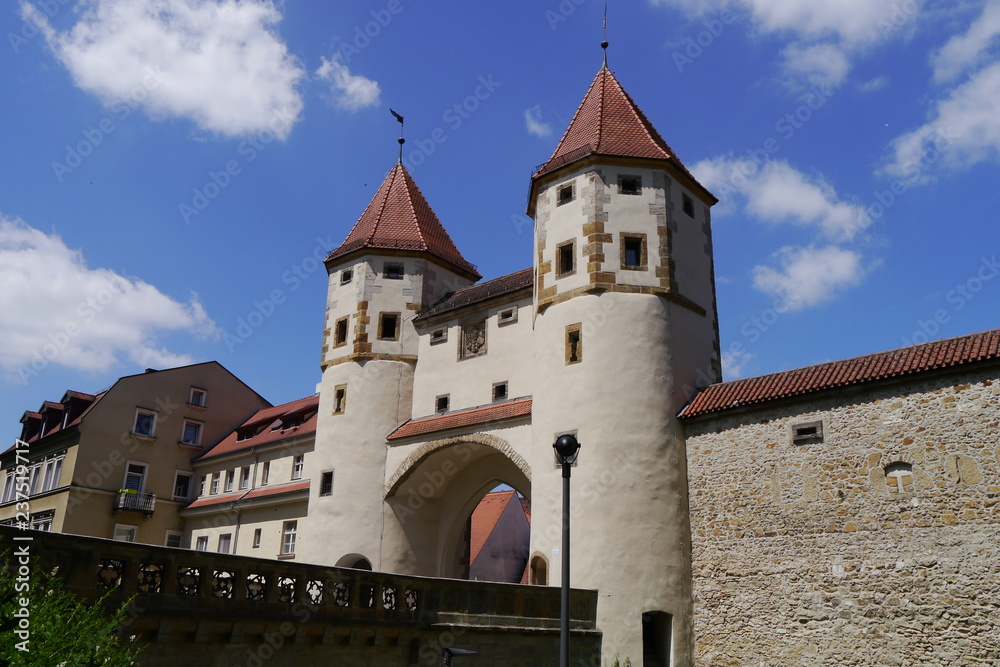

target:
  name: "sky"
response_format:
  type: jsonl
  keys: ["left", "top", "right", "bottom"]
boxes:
{"left": 2, "top": 0, "right": 999, "bottom": 444}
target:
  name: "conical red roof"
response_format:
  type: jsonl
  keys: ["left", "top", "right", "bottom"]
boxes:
{"left": 327, "top": 163, "right": 480, "bottom": 278}
{"left": 534, "top": 67, "right": 709, "bottom": 197}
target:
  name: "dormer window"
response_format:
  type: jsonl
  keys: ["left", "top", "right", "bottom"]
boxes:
{"left": 557, "top": 183, "right": 575, "bottom": 206}
{"left": 384, "top": 262, "right": 404, "bottom": 280}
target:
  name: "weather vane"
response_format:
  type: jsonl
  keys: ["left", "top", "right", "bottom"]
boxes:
{"left": 602, "top": 3, "right": 609, "bottom": 68}
{"left": 390, "top": 108, "right": 404, "bottom": 163}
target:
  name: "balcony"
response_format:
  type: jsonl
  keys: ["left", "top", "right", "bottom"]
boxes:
{"left": 113, "top": 491, "right": 155, "bottom": 519}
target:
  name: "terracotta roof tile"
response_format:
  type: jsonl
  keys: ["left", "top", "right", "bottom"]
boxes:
{"left": 184, "top": 481, "right": 309, "bottom": 510}
{"left": 327, "top": 163, "right": 480, "bottom": 279}
{"left": 415, "top": 268, "right": 533, "bottom": 321}
{"left": 185, "top": 490, "right": 245, "bottom": 510}
{"left": 470, "top": 489, "right": 517, "bottom": 566}
{"left": 679, "top": 328, "right": 1000, "bottom": 419}
{"left": 197, "top": 395, "right": 318, "bottom": 461}
{"left": 387, "top": 398, "right": 532, "bottom": 441}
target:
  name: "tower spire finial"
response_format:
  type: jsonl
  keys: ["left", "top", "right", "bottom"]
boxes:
{"left": 390, "top": 108, "right": 405, "bottom": 164}
{"left": 601, "top": 3, "right": 609, "bottom": 68}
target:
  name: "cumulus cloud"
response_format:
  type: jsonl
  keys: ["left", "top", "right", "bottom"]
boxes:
{"left": 931, "top": 0, "right": 1000, "bottom": 82}
{"left": 692, "top": 157, "right": 870, "bottom": 240}
{"left": 722, "top": 347, "right": 754, "bottom": 379}
{"left": 882, "top": 61, "right": 1000, "bottom": 181}
{"left": 0, "top": 217, "right": 217, "bottom": 382}
{"left": 21, "top": 0, "right": 305, "bottom": 139}
{"left": 315, "top": 55, "right": 381, "bottom": 112}
{"left": 859, "top": 75, "right": 889, "bottom": 92}
{"left": 780, "top": 42, "right": 850, "bottom": 90}
{"left": 524, "top": 105, "right": 552, "bottom": 138}
{"left": 752, "top": 245, "right": 867, "bottom": 311}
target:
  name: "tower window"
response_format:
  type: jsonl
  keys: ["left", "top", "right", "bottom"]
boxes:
{"left": 556, "top": 240, "right": 576, "bottom": 277}
{"left": 492, "top": 382, "right": 509, "bottom": 402}
{"left": 621, "top": 233, "right": 647, "bottom": 270}
{"left": 333, "top": 385, "right": 347, "bottom": 415}
{"left": 340, "top": 269, "right": 353, "bottom": 284}
{"left": 383, "top": 262, "right": 404, "bottom": 279}
{"left": 566, "top": 324, "right": 582, "bottom": 365}
{"left": 334, "top": 316, "right": 349, "bottom": 347}
{"left": 252, "top": 529, "right": 262, "bottom": 548}
{"left": 557, "top": 182, "right": 575, "bottom": 206}
{"left": 378, "top": 312, "right": 400, "bottom": 341}
{"left": 618, "top": 175, "right": 641, "bottom": 195}
{"left": 682, "top": 193, "right": 695, "bottom": 217}
{"left": 430, "top": 328, "right": 448, "bottom": 344}
{"left": 320, "top": 471, "right": 334, "bottom": 496}
{"left": 435, "top": 395, "right": 450, "bottom": 414}
{"left": 498, "top": 307, "right": 518, "bottom": 325}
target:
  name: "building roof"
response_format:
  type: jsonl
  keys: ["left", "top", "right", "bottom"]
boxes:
{"left": 197, "top": 394, "right": 319, "bottom": 461}
{"left": 533, "top": 67, "right": 712, "bottom": 201}
{"left": 326, "top": 163, "right": 480, "bottom": 279}
{"left": 470, "top": 489, "right": 520, "bottom": 566}
{"left": 415, "top": 268, "right": 533, "bottom": 321}
{"left": 387, "top": 398, "right": 532, "bottom": 441}
{"left": 679, "top": 328, "right": 1000, "bottom": 419}
{"left": 184, "top": 480, "right": 311, "bottom": 510}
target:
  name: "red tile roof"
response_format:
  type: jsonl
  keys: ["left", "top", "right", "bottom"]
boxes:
{"left": 416, "top": 268, "right": 533, "bottom": 321}
{"left": 184, "top": 480, "right": 310, "bottom": 510}
{"left": 679, "top": 328, "right": 1000, "bottom": 419}
{"left": 534, "top": 67, "right": 712, "bottom": 201}
{"left": 327, "top": 163, "right": 480, "bottom": 279}
{"left": 387, "top": 398, "right": 532, "bottom": 441}
{"left": 470, "top": 489, "right": 518, "bottom": 566}
{"left": 197, "top": 395, "right": 318, "bottom": 461}
{"left": 185, "top": 490, "right": 245, "bottom": 510}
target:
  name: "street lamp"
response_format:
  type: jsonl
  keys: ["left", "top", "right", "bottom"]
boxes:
{"left": 443, "top": 647, "right": 478, "bottom": 666}
{"left": 553, "top": 433, "right": 580, "bottom": 667}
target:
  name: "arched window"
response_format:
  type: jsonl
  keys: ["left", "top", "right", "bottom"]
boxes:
{"left": 530, "top": 555, "right": 548, "bottom": 586}
{"left": 885, "top": 462, "right": 913, "bottom": 493}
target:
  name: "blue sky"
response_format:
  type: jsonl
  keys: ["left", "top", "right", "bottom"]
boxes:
{"left": 2, "top": 0, "right": 999, "bottom": 443}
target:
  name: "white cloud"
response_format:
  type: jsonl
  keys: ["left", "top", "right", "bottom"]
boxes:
{"left": 0, "top": 217, "right": 217, "bottom": 382}
{"left": 931, "top": 0, "right": 1000, "bottom": 82}
{"left": 524, "top": 105, "right": 552, "bottom": 138}
{"left": 752, "top": 245, "right": 866, "bottom": 311}
{"left": 315, "top": 55, "right": 381, "bottom": 112}
{"left": 780, "top": 42, "right": 850, "bottom": 90}
{"left": 22, "top": 0, "right": 305, "bottom": 139}
{"left": 883, "top": 61, "right": 1000, "bottom": 181}
{"left": 859, "top": 75, "right": 889, "bottom": 92}
{"left": 692, "top": 157, "right": 870, "bottom": 240}
{"left": 721, "top": 347, "right": 754, "bottom": 379}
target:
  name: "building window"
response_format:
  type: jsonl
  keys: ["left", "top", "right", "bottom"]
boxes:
{"left": 383, "top": 262, "right": 404, "bottom": 279}
{"left": 557, "top": 182, "right": 575, "bottom": 206}
{"left": 218, "top": 533, "right": 232, "bottom": 554}
{"left": 333, "top": 385, "right": 347, "bottom": 414}
{"left": 281, "top": 521, "right": 297, "bottom": 556}
{"left": 530, "top": 555, "right": 548, "bottom": 586}
{"left": 164, "top": 531, "right": 183, "bottom": 548}
{"left": 133, "top": 409, "right": 156, "bottom": 437}
{"left": 188, "top": 387, "right": 207, "bottom": 408}
{"left": 682, "top": 193, "right": 695, "bottom": 217}
{"left": 566, "top": 323, "right": 583, "bottom": 365}
{"left": 292, "top": 455, "right": 304, "bottom": 480}
{"left": 340, "top": 269, "right": 353, "bottom": 284}
{"left": 181, "top": 419, "right": 203, "bottom": 446}
{"left": 261, "top": 462, "right": 270, "bottom": 486}
{"left": 28, "top": 464, "right": 42, "bottom": 496}
{"left": 41, "top": 456, "right": 64, "bottom": 493}
{"left": 113, "top": 524, "right": 137, "bottom": 543}
{"left": 334, "top": 316, "right": 349, "bottom": 347}
{"left": 224, "top": 469, "right": 235, "bottom": 492}
{"left": 430, "top": 328, "right": 448, "bottom": 345}
{"left": 791, "top": 421, "right": 824, "bottom": 445}
{"left": 556, "top": 240, "right": 576, "bottom": 277}
{"left": 239, "top": 466, "right": 250, "bottom": 490}
{"left": 1, "top": 473, "right": 14, "bottom": 504}
{"left": 30, "top": 510, "right": 54, "bottom": 532}
{"left": 885, "top": 462, "right": 914, "bottom": 494}
{"left": 195, "top": 536, "right": 208, "bottom": 551}
{"left": 493, "top": 382, "right": 509, "bottom": 402}
{"left": 210, "top": 472, "right": 220, "bottom": 495}
{"left": 123, "top": 462, "right": 147, "bottom": 493}
{"left": 379, "top": 312, "right": 400, "bottom": 341}
{"left": 621, "top": 233, "right": 647, "bottom": 270}
{"left": 459, "top": 320, "right": 487, "bottom": 360}
{"left": 252, "top": 529, "right": 262, "bottom": 549}
{"left": 320, "top": 471, "right": 334, "bottom": 496}
{"left": 618, "top": 174, "right": 641, "bottom": 195}
{"left": 498, "top": 307, "right": 517, "bottom": 325}
{"left": 435, "top": 395, "right": 450, "bottom": 414}
{"left": 173, "top": 472, "right": 193, "bottom": 501}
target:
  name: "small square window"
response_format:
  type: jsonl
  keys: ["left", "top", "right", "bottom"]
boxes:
{"left": 292, "top": 454, "right": 304, "bottom": 480}
{"left": 436, "top": 395, "right": 450, "bottom": 414}
{"left": 181, "top": 420, "right": 203, "bottom": 446}
{"left": 498, "top": 307, "right": 518, "bottom": 325}
{"left": 188, "top": 388, "right": 206, "bottom": 407}
{"left": 261, "top": 462, "right": 270, "bottom": 486}
{"left": 557, "top": 183, "right": 575, "bottom": 206}
{"left": 334, "top": 317, "right": 350, "bottom": 347}
{"left": 556, "top": 240, "right": 576, "bottom": 277}
{"left": 566, "top": 324, "right": 582, "bottom": 365}
{"left": 682, "top": 193, "right": 695, "bottom": 218}
{"left": 133, "top": 409, "right": 156, "bottom": 438}
{"left": 379, "top": 312, "right": 400, "bottom": 341}
{"left": 384, "top": 262, "right": 404, "bottom": 279}
{"left": 165, "top": 531, "right": 183, "bottom": 548}
{"left": 430, "top": 328, "right": 448, "bottom": 345}
{"left": 621, "top": 234, "right": 647, "bottom": 270}
{"left": 320, "top": 471, "right": 334, "bottom": 496}
{"left": 493, "top": 382, "right": 508, "bottom": 402}
{"left": 333, "top": 385, "right": 347, "bottom": 414}
{"left": 618, "top": 175, "right": 641, "bottom": 195}
{"left": 195, "top": 535, "right": 208, "bottom": 551}
{"left": 341, "top": 269, "right": 353, "bottom": 284}
{"left": 252, "top": 528, "right": 262, "bottom": 549}
{"left": 791, "top": 421, "right": 824, "bottom": 445}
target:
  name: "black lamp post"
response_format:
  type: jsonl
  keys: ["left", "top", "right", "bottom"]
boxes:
{"left": 553, "top": 433, "right": 580, "bottom": 667}
{"left": 443, "top": 648, "right": 478, "bottom": 666}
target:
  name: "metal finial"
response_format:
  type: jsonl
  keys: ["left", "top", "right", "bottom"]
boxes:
{"left": 601, "top": 4, "right": 609, "bottom": 68}
{"left": 390, "top": 108, "right": 405, "bottom": 163}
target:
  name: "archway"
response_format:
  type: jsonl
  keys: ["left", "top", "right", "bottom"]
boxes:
{"left": 383, "top": 435, "right": 530, "bottom": 579}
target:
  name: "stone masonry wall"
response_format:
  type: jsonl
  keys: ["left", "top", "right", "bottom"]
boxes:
{"left": 683, "top": 366, "right": 1000, "bottom": 666}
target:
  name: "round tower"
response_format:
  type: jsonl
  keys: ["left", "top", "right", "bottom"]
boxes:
{"left": 528, "top": 64, "right": 721, "bottom": 665}
{"left": 301, "top": 162, "right": 479, "bottom": 569}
